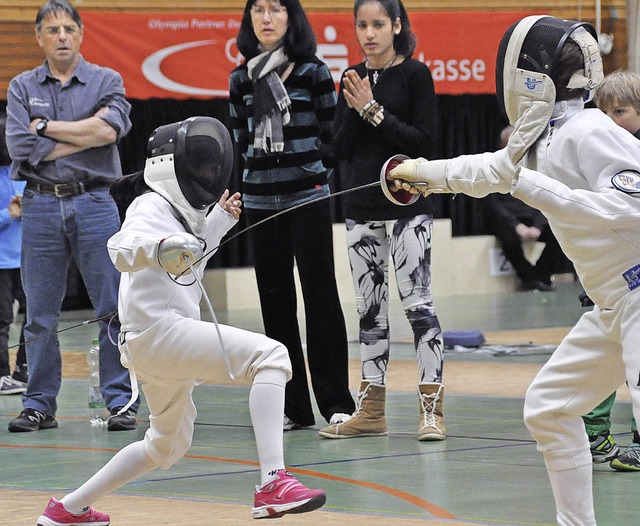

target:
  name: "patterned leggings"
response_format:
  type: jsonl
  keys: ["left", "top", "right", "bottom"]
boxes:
{"left": 346, "top": 216, "right": 444, "bottom": 385}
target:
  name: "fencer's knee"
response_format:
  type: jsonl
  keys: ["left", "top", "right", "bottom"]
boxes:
{"left": 144, "top": 434, "right": 193, "bottom": 470}
{"left": 249, "top": 338, "right": 292, "bottom": 382}
{"left": 523, "top": 384, "right": 549, "bottom": 436}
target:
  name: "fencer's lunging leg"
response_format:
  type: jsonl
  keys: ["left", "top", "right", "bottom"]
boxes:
{"left": 60, "top": 441, "right": 156, "bottom": 514}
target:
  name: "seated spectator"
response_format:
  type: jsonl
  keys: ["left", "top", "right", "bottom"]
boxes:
{"left": 483, "top": 126, "right": 569, "bottom": 291}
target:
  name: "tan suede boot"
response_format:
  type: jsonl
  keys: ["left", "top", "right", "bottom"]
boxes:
{"left": 318, "top": 381, "right": 387, "bottom": 439}
{"left": 417, "top": 382, "right": 446, "bottom": 441}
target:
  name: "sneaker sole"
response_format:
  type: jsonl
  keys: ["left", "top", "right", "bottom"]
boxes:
{"left": 0, "top": 388, "right": 27, "bottom": 395}
{"left": 107, "top": 422, "right": 138, "bottom": 431}
{"left": 591, "top": 444, "right": 620, "bottom": 464}
{"left": 610, "top": 458, "right": 640, "bottom": 471}
{"left": 318, "top": 431, "right": 387, "bottom": 439}
{"left": 37, "top": 516, "right": 110, "bottom": 526}
{"left": 8, "top": 420, "right": 58, "bottom": 433}
{"left": 418, "top": 433, "right": 446, "bottom": 441}
{"left": 252, "top": 493, "right": 327, "bottom": 519}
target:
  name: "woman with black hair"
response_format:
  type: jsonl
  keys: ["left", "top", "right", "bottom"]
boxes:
{"left": 229, "top": 0, "right": 355, "bottom": 432}
{"left": 319, "top": 0, "right": 446, "bottom": 441}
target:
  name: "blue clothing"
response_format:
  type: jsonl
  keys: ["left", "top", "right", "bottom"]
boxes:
{"left": 6, "top": 56, "right": 131, "bottom": 186}
{"left": 20, "top": 188, "right": 133, "bottom": 415}
{"left": 6, "top": 56, "right": 138, "bottom": 417}
{"left": 0, "top": 165, "right": 25, "bottom": 269}
{"left": 229, "top": 58, "right": 335, "bottom": 210}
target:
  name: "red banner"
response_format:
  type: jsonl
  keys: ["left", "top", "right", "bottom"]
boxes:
{"left": 81, "top": 11, "right": 537, "bottom": 99}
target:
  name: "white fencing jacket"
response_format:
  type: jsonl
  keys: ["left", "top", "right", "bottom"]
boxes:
{"left": 107, "top": 192, "right": 237, "bottom": 333}
{"left": 513, "top": 100, "right": 640, "bottom": 309}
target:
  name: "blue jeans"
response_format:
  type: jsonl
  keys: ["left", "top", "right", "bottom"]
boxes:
{"left": 20, "top": 187, "right": 138, "bottom": 416}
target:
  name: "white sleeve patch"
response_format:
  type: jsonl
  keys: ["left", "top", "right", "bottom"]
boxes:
{"left": 611, "top": 170, "right": 640, "bottom": 193}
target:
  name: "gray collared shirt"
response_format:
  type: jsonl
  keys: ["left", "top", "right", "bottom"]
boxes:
{"left": 5, "top": 55, "right": 132, "bottom": 186}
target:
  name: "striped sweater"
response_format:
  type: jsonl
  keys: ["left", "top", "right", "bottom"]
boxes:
{"left": 229, "top": 57, "right": 336, "bottom": 211}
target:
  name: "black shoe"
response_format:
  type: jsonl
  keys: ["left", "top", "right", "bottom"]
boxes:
{"left": 520, "top": 280, "right": 555, "bottom": 292}
{"left": 11, "top": 364, "right": 28, "bottom": 384}
{"left": 107, "top": 407, "right": 138, "bottom": 431}
{"left": 8, "top": 408, "right": 58, "bottom": 432}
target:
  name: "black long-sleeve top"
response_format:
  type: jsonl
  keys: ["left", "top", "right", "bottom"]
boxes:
{"left": 333, "top": 57, "right": 437, "bottom": 221}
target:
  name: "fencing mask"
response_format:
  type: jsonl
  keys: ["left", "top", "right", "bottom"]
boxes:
{"left": 144, "top": 116, "right": 233, "bottom": 232}
{"left": 496, "top": 15, "right": 603, "bottom": 125}
{"left": 494, "top": 15, "right": 603, "bottom": 162}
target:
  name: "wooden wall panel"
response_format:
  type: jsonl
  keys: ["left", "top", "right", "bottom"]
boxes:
{"left": 0, "top": 0, "right": 629, "bottom": 99}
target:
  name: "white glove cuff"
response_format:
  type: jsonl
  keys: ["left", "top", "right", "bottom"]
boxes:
{"left": 415, "top": 158, "right": 452, "bottom": 193}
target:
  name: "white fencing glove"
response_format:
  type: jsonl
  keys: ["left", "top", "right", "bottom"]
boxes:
{"left": 387, "top": 158, "right": 451, "bottom": 197}
{"left": 157, "top": 232, "right": 204, "bottom": 275}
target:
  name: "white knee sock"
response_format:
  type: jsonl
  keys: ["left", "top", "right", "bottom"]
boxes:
{"left": 545, "top": 453, "right": 596, "bottom": 526}
{"left": 61, "top": 441, "right": 156, "bottom": 514}
{"left": 250, "top": 368, "right": 288, "bottom": 485}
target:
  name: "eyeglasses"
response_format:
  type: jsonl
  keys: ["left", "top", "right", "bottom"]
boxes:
{"left": 250, "top": 5, "right": 287, "bottom": 18}
{"left": 42, "top": 24, "right": 80, "bottom": 36}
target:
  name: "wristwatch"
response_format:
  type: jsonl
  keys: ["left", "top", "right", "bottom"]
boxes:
{"left": 36, "top": 119, "right": 48, "bottom": 137}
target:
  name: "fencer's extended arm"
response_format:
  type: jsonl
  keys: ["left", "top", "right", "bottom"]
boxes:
{"left": 387, "top": 149, "right": 517, "bottom": 198}
{"left": 512, "top": 167, "right": 640, "bottom": 229}
{"left": 387, "top": 68, "right": 555, "bottom": 198}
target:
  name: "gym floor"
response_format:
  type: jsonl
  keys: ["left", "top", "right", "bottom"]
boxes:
{"left": 0, "top": 279, "right": 636, "bottom": 525}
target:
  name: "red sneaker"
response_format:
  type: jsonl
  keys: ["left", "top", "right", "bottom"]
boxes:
{"left": 252, "top": 470, "right": 326, "bottom": 519}
{"left": 37, "top": 498, "right": 110, "bottom": 526}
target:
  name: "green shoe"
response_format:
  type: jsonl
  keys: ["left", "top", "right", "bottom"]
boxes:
{"left": 589, "top": 432, "right": 620, "bottom": 463}
{"left": 610, "top": 443, "right": 640, "bottom": 472}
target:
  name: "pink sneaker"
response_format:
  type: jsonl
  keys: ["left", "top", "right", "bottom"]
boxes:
{"left": 37, "top": 498, "right": 110, "bottom": 526}
{"left": 252, "top": 470, "right": 326, "bottom": 519}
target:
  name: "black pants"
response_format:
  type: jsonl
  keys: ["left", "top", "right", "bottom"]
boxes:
{"left": 246, "top": 200, "right": 355, "bottom": 425}
{"left": 0, "top": 268, "right": 27, "bottom": 376}
{"left": 492, "top": 222, "right": 566, "bottom": 283}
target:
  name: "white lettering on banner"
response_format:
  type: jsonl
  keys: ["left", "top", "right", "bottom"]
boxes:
{"left": 191, "top": 19, "right": 227, "bottom": 29}
{"left": 148, "top": 19, "right": 190, "bottom": 31}
{"left": 141, "top": 40, "right": 230, "bottom": 96}
{"left": 418, "top": 53, "right": 487, "bottom": 83}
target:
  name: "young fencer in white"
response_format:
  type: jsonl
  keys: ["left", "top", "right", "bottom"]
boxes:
{"left": 36, "top": 117, "right": 326, "bottom": 526}
{"left": 388, "top": 16, "right": 640, "bottom": 526}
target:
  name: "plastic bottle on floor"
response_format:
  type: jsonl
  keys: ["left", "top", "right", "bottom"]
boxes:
{"left": 87, "top": 338, "right": 107, "bottom": 426}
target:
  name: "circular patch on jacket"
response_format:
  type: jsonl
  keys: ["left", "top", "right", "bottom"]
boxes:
{"left": 611, "top": 170, "right": 640, "bottom": 193}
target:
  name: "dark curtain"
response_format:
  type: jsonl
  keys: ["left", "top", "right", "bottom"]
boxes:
{"left": 1, "top": 94, "right": 509, "bottom": 272}
{"left": 119, "top": 94, "right": 508, "bottom": 256}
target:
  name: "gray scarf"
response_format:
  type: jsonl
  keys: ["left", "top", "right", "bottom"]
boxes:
{"left": 247, "top": 47, "right": 291, "bottom": 153}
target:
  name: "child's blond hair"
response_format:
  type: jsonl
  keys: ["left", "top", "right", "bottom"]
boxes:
{"left": 594, "top": 69, "right": 640, "bottom": 114}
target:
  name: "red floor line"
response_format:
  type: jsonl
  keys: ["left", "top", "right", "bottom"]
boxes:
{"left": 0, "top": 443, "right": 456, "bottom": 519}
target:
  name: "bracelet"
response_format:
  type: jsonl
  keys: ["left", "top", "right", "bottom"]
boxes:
{"left": 368, "top": 107, "right": 385, "bottom": 127}
{"left": 364, "top": 103, "right": 384, "bottom": 127}
{"left": 362, "top": 101, "right": 380, "bottom": 121}
{"left": 359, "top": 99, "right": 376, "bottom": 117}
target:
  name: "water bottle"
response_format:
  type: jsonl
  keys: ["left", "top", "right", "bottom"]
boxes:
{"left": 87, "top": 338, "right": 107, "bottom": 426}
